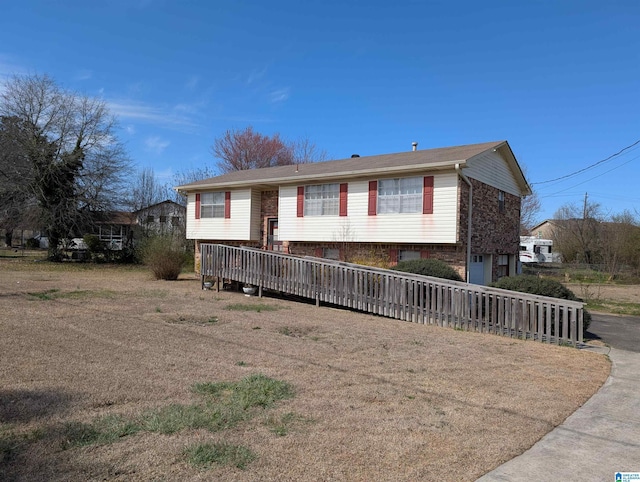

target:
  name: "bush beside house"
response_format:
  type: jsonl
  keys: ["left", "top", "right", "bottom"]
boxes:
{"left": 491, "top": 274, "right": 591, "bottom": 333}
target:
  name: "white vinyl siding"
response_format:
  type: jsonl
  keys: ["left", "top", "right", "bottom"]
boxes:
{"left": 464, "top": 150, "right": 521, "bottom": 196}
{"left": 305, "top": 183, "right": 339, "bottom": 216}
{"left": 377, "top": 176, "right": 422, "bottom": 214}
{"left": 278, "top": 173, "right": 458, "bottom": 243}
{"left": 186, "top": 189, "right": 258, "bottom": 241}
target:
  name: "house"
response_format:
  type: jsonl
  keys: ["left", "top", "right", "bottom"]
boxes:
{"left": 95, "top": 200, "right": 186, "bottom": 250}
{"left": 528, "top": 219, "right": 563, "bottom": 241}
{"left": 176, "top": 141, "right": 531, "bottom": 285}
{"left": 132, "top": 200, "right": 186, "bottom": 237}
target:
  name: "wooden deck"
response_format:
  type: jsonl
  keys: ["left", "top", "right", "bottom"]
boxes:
{"left": 200, "top": 244, "right": 584, "bottom": 346}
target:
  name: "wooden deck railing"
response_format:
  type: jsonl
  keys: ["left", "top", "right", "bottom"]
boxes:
{"left": 200, "top": 244, "right": 584, "bottom": 346}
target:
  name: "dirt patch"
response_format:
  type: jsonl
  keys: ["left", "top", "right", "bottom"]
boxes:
{"left": 567, "top": 282, "right": 640, "bottom": 303}
{"left": 0, "top": 261, "right": 610, "bottom": 481}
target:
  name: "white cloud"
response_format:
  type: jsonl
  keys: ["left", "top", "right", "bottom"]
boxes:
{"left": 269, "top": 87, "right": 290, "bottom": 103}
{"left": 107, "top": 99, "right": 199, "bottom": 130}
{"left": 145, "top": 136, "right": 170, "bottom": 154}
{"left": 125, "top": 125, "right": 136, "bottom": 135}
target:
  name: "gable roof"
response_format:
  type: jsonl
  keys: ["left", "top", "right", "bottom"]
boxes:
{"left": 132, "top": 199, "right": 185, "bottom": 214}
{"left": 176, "top": 140, "right": 531, "bottom": 195}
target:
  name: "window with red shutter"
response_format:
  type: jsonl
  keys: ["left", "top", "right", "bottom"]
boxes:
{"left": 339, "top": 183, "right": 348, "bottom": 216}
{"left": 297, "top": 186, "right": 304, "bottom": 217}
{"left": 224, "top": 191, "right": 231, "bottom": 219}
{"left": 368, "top": 181, "right": 377, "bottom": 215}
{"left": 423, "top": 176, "right": 434, "bottom": 214}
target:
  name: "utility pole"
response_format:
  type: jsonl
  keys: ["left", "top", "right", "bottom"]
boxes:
{"left": 583, "top": 192, "right": 588, "bottom": 220}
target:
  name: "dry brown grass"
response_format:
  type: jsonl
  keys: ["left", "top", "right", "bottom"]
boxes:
{"left": 0, "top": 261, "right": 610, "bottom": 481}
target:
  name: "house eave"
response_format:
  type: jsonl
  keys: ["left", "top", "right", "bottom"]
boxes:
{"left": 175, "top": 159, "right": 466, "bottom": 192}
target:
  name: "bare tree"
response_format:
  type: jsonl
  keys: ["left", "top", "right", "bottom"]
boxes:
{"left": 212, "top": 126, "right": 293, "bottom": 173}
{"left": 0, "top": 74, "right": 130, "bottom": 259}
{"left": 290, "top": 136, "right": 328, "bottom": 164}
{"left": 0, "top": 115, "right": 35, "bottom": 244}
{"left": 211, "top": 126, "right": 327, "bottom": 173}
{"left": 552, "top": 201, "right": 602, "bottom": 264}
{"left": 172, "top": 166, "right": 216, "bottom": 206}
{"left": 601, "top": 211, "right": 640, "bottom": 278}
{"left": 520, "top": 191, "right": 541, "bottom": 235}
{"left": 129, "top": 167, "right": 170, "bottom": 212}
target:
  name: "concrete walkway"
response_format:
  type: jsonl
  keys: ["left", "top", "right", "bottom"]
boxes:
{"left": 478, "top": 345, "right": 640, "bottom": 481}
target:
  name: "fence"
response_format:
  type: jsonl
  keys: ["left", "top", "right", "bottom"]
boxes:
{"left": 201, "top": 244, "right": 584, "bottom": 346}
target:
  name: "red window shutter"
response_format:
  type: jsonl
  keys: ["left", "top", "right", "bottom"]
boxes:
{"left": 339, "top": 183, "right": 348, "bottom": 216}
{"left": 423, "top": 176, "right": 434, "bottom": 214}
{"left": 314, "top": 247, "right": 323, "bottom": 258}
{"left": 389, "top": 249, "right": 398, "bottom": 265}
{"left": 368, "top": 181, "right": 377, "bottom": 216}
{"left": 297, "top": 186, "right": 304, "bottom": 217}
{"left": 421, "top": 250, "right": 430, "bottom": 259}
{"left": 195, "top": 193, "right": 201, "bottom": 219}
{"left": 224, "top": 191, "right": 231, "bottom": 218}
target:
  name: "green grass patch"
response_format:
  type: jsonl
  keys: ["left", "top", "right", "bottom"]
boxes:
{"left": 27, "top": 289, "right": 60, "bottom": 300}
{"left": 16, "top": 372, "right": 294, "bottom": 475}
{"left": 27, "top": 288, "right": 116, "bottom": 301}
{"left": 192, "top": 373, "right": 294, "bottom": 410}
{"left": 141, "top": 403, "right": 238, "bottom": 434}
{"left": 61, "top": 414, "right": 141, "bottom": 448}
{"left": 184, "top": 442, "right": 257, "bottom": 470}
{"left": 264, "top": 412, "right": 311, "bottom": 437}
{"left": 586, "top": 300, "right": 640, "bottom": 316}
{"left": 224, "top": 303, "right": 280, "bottom": 313}
{"left": 0, "top": 431, "right": 20, "bottom": 464}
{"left": 56, "top": 289, "right": 116, "bottom": 299}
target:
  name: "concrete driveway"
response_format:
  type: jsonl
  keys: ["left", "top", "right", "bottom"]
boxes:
{"left": 479, "top": 312, "right": 640, "bottom": 481}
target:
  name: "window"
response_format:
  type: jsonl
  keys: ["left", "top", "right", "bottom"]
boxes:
{"left": 159, "top": 216, "right": 167, "bottom": 223}
{"left": 323, "top": 248, "right": 340, "bottom": 260}
{"left": 498, "top": 191, "right": 505, "bottom": 213}
{"left": 378, "top": 177, "right": 422, "bottom": 214}
{"left": 146, "top": 215, "right": 154, "bottom": 223}
{"left": 304, "top": 183, "right": 339, "bottom": 216}
{"left": 171, "top": 216, "right": 181, "bottom": 226}
{"left": 498, "top": 254, "right": 509, "bottom": 278}
{"left": 201, "top": 192, "right": 225, "bottom": 218}
{"left": 399, "top": 250, "right": 421, "bottom": 261}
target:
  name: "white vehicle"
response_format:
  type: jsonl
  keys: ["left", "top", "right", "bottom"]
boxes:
{"left": 519, "top": 236, "right": 559, "bottom": 263}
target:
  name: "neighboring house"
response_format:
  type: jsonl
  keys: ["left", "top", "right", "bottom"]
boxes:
{"left": 528, "top": 219, "right": 563, "bottom": 241}
{"left": 133, "top": 200, "right": 186, "bottom": 237}
{"left": 176, "top": 141, "right": 531, "bottom": 285}
{"left": 96, "top": 200, "right": 186, "bottom": 250}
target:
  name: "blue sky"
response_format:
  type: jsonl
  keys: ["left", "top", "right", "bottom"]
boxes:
{"left": 1, "top": 0, "right": 639, "bottom": 222}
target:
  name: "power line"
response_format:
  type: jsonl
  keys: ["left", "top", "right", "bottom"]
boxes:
{"left": 538, "top": 153, "right": 640, "bottom": 198}
{"left": 531, "top": 138, "right": 640, "bottom": 185}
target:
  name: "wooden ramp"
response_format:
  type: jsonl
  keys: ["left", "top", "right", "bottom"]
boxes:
{"left": 200, "top": 244, "right": 584, "bottom": 346}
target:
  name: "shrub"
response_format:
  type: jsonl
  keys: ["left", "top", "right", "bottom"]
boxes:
{"left": 139, "top": 235, "right": 187, "bottom": 280}
{"left": 25, "top": 237, "right": 40, "bottom": 249}
{"left": 392, "top": 258, "right": 463, "bottom": 281}
{"left": 491, "top": 275, "right": 591, "bottom": 334}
